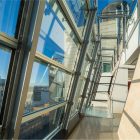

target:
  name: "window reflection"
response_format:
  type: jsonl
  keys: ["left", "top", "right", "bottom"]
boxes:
{"left": 66, "top": 0, "right": 87, "bottom": 27}
{"left": 0, "top": 46, "right": 11, "bottom": 113}
{"left": 0, "top": 0, "right": 20, "bottom": 37}
{"left": 24, "top": 60, "right": 71, "bottom": 115}
{"left": 20, "top": 106, "right": 64, "bottom": 139}
{"left": 37, "top": 1, "right": 79, "bottom": 70}
{"left": 70, "top": 59, "right": 89, "bottom": 117}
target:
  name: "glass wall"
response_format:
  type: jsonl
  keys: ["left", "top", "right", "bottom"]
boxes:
{"left": 19, "top": 106, "right": 65, "bottom": 139}
{"left": 18, "top": 0, "right": 81, "bottom": 138}
{"left": 24, "top": 60, "right": 71, "bottom": 115}
{"left": 0, "top": 0, "right": 20, "bottom": 37}
{"left": 0, "top": 0, "right": 93, "bottom": 139}
{"left": 37, "top": 0, "right": 80, "bottom": 70}
{"left": 65, "top": 0, "right": 88, "bottom": 37}
{"left": 70, "top": 57, "right": 90, "bottom": 117}
{"left": 0, "top": 46, "right": 11, "bottom": 113}
{"left": 0, "top": 0, "right": 21, "bottom": 127}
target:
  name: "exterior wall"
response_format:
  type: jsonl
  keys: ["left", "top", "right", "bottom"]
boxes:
{"left": 118, "top": 54, "right": 140, "bottom": 140}
{"left": 111, "top": 68, "right": 128, "bottom": 113}
{"left": 95, "top": 69, "right": 128, "bottom": 114}
{"left": 121, "top": 5, "right": 140, "bottom": 65}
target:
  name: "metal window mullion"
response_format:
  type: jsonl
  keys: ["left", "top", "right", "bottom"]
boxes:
{"left": 0, "top": 33, "right": 18, "bottom": 49}
{"left": 6, "top": 1, "right": 46, "bottom": 139}
{"left": 57, "top": 0, "right": 82, "bottom": 44}
{"left": 62, "top": 9, "right": 96, "bottom": 130}
{"left": 1, "top": 0, "right": 36, "bottom": 139}
{"left": 22, "top": 102, "right": 67, "bottom": 123}
{"left": 35, "top": 51, "right": 73, "bottom": 74}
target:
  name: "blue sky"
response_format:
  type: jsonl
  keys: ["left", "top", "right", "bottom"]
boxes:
{"left": 0, "top": 48, "right": 11, "bottom": 79}
{"left": 0, "top": 0, "right": 20, "bottom": 80}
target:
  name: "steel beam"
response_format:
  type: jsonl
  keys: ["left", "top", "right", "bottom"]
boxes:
{"left": 98, "top": 14, "right": 126, "bottom": 19}
{"left": 101, "top": 35, "right": 118, "bottom": 40}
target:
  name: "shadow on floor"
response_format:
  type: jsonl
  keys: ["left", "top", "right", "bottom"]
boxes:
{"left": 68, "top": 107, "right": 121, "bottom": 140}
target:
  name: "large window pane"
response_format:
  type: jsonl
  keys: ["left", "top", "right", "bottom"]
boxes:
{"left": 70, "top": 58, "right": 89, "bottom": 117}
{"left": 66, "top": 0, "right": 88, "bottom": 36}
{"left": 37, "top": 0, "right": 79, "bottom": 70}
{"left": 0, "top": 46, "right": 11, "bottom": 113}
{"left": 19, "top": 106, "right": 65, "bottom": 139}
{"left": 24, "top": 60, "right": 71, "bottom": 115}
{"left": 0, "top": 0, "right": 20, "bottom": 37}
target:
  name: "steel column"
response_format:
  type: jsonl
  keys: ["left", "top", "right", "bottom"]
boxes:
{"left": 62, "top": 9, "right": 96, "bottom": 129}
{"left": 123, "top": 2, "right": 127, "bottom": 49}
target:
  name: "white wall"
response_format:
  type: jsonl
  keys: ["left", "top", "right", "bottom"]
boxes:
{"left": 118, "top": 54, "right": 140, "bottom": 140}
{"left": 111, "top": 68, "right": 128, "bottom": 113}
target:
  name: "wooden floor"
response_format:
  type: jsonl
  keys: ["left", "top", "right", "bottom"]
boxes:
{"left": 68, "top": 114, "right": 121, "bottom": 140}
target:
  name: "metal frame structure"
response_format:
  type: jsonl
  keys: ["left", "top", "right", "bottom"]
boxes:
{"left": 0, "top": 0, "right": 136, "bottom": 139}
{"left": 0, "top": 0, "right": 97, "bottom": 139}
{"left": 85, "top": 53, "right": 102, "bottom": 107}
{"left": 79, "top": 40, "right": 99, "bottom": 113}
{"left": 0, "top": 0, "right": 82, "bottom": 139}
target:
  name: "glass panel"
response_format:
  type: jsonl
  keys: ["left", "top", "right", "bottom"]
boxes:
{"left": 0, "top": 0, "right": 20, "bottom": 37}
{"left": 65, "top": 0, "right": 88, "bottom": 37}
{"left": 103, "top": 63, "right": 111, "bottom": 72}
{"left": 70, "top": 58, "right": 89, "bottom": 117}
{"left": 37, "top": 0, "right": 79, "bottom": 70}
{"left": 19, "top": 106, "right": 65, "bottom": 139}
{"left": 0, "top": 46, "right": 11, "bottom": 113}
{"left": 70, "top": 77, "right": 85, "bottom": 117}
{"left": 24, "top": 60, "right": 71, "bottom": 115}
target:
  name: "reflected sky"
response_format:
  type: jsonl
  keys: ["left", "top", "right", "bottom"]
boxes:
{"left": 66, "top": 0, "right": 86, "bottom": 27}
{"left": 0, "top": 0, "right": 20, "bottom": 80}
{"left": 37, "top": 1, "right": 65, "bottom": 63}
{"left": 0, "top": 0, "right": 20, "bottom": 36}
{"left": 0, "top": 47, "right": 11, "bottom": 79}
{"left": 30, "top": 61, "right": 49, "bottom": 86}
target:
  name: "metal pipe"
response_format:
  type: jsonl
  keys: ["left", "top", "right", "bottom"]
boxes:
{"left": 98, "top": 14, "right": 126, "bottom": 19}
{"left": 123, "top": 2, "right": 127, "bottom": 49}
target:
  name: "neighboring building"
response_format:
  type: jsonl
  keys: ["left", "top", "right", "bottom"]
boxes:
{"left": 0, "top": 78, "right": 6, "bottom": 111}
{"left": 32, "top": 86, "right": 49, "bottom": 107}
